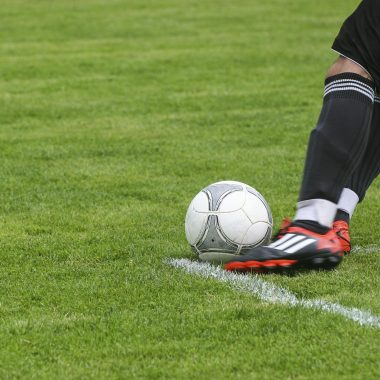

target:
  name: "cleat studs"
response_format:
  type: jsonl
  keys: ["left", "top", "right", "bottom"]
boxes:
{"left": 312, "top": 257, "right": 325, "bottom": 265}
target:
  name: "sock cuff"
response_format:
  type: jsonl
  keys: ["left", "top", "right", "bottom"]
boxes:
{"left": 375, "top": 95, "right": 380, "bottom": 104}
{"left": 324, "top": 73, "right": 375, "bottom": 103}
{"left": 295, "top": 199, "right": 337, "bottom": 228}
{"left": 325, "top": 72, "right": 375, "bottom": 88}
{"left": 337, "top": 188, "right": 359, "bottom": 218}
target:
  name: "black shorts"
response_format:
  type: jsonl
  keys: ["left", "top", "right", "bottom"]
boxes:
{"left": 332, "top": 0, "right": 380, "bottom": 90}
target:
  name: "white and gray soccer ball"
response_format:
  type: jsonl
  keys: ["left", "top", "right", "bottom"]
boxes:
{"left": 185, "top": 181, "right": 273, "bottom": 264}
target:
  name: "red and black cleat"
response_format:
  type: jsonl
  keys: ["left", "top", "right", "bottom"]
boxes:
{"left": 225, "top": 226, "right": 344, "bottom": 274}
{"left": 272, "top": 217, "right": 292, "bottom": 241}
{"left": 333, "top": 220, "right": 351, "bottom": 254}
{"left": 274, "top": 218, "right": 351, "bottom": 254}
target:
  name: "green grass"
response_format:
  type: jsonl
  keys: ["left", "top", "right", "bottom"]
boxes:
{"left": 0, "top": 0, "right": 379, "bottom": 378}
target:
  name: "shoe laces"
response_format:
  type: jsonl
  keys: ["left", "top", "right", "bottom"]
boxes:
{"left": 333, "top": 220, "right": 349, "bottom": 233}
{"left": 273, "top": 217, "right": 292, "bottom": 239}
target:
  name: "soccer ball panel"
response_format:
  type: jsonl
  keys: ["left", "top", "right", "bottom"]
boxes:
{"left": 185, "top": 191, "right": 209, "bottom": 245}
{"left": 204, "top": 182, "right": 243, "bottom": 211}
{"left": 241, "top": 221, "right": 271, "bottom": 245}
{"left": 190, "top": 190, "right": 210, "bottom": 213}
{"left": 242, "top": 192, "right": 271, "bottom": 224}
{"left": 198, "top": 251, "right": 241, "bottom": 264}
{"left": 246, "top": 187, "right": 273, "bottom": 225}
{"left": 217, "top": 189, "right": 246, "bottom": 212}
{"left": 196, "top": 215, "right": 238, "bottom": 253}
{"left": 217, "top": 209, "right": 251, "bottom": 244}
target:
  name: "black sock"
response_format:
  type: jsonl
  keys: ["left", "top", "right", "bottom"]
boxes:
{"left": 345, "top": 95, "right": 380, "bottom": 201}
{"left": 292, "top": 220, "right": 330, "bottom": 234}
{"left": 334, "top": 209, "right": 350, "bottom": 224}
{"left": 299, "top": 73, "right": 375, "bottom": 204}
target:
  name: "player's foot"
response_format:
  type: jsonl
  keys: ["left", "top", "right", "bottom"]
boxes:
{"left": 225, "top": 225, "right": 344, "bottom": 273}
{"left": 333, "top": 220, "right": 351, "bottom": 254}
{"left": 274, "top": 218, "right": 351, "bottom": 253}
{"left": 272, "top": 217, "right": 292, "bottom": 241}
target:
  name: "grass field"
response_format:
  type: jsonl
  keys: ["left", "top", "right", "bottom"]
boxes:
{"left": 1, "top": 0, "right": 380, "bottom": 378}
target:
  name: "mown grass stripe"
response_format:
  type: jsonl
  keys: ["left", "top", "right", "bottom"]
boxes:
{"left": 168, "top": 258, "right": 380, "bottom": 329}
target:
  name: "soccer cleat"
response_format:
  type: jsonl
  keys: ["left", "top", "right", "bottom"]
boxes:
{"left": 273, "top": 218, "right": 351, "bottom": 254}
{"left": 272, "top": 217, "right": 292, "bottom": 241}
{"left": 224, "top": 226, "right": 344, "bottom": 273}
{"left": 333, "top": 220, "right": 351, "bottom": 254}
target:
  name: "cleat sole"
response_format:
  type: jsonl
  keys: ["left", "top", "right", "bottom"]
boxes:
{"left": 225, "top": 252, "right": 343, "bottom": 273}
{"left": 312, "top": 257, "right": 324, "bottom": 265}
{"left": 224, "top": 259, "right": 298, "bottom": 273}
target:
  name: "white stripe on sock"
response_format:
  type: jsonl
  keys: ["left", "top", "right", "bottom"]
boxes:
{"left": 324, "top": 79, "right": 373, "bottom": 92}
{"left": 324, "top": 83, "right": 374, "bottom": 99}
{"left": 324, "top": 87, "right": 374, "bottom": 101}
{"left": 325, "top": 78, "right": 374, "bottom": 93}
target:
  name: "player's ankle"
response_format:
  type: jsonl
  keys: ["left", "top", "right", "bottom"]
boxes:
{"left": 334, "top": 209, "right": 350, "bottom": 225}
{"left": 292, "top": 220, "right": 330, "bottom": 235}
{"left": 294, "top": 199, "right": 337, "bottom": 229}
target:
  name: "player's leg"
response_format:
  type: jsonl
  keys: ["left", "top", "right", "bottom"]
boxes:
{"left": 225, "top": 59, "right": 374, "bottom": 273}
{"left": 225, "top": 0, "right": 380, "bottom": 273}
{"left": 345, "top": 95, "right": 380, "bottom": 203}
{"left": 273, "top": 91, "right": 380, "bottom": 253}
{"left": 334, "top": 94, "right": 380, "bottom": 252}
{"left": 297, "top": 0, "right": 380, "bottom": 234}
{"left": 295, "top": 58, "right": 374, "bottom": 231}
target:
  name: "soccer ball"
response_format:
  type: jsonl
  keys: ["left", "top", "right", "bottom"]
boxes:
{"left": 185, "top": 181, "right": 273, "bottom": 263}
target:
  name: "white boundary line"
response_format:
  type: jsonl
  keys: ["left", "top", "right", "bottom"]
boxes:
{"left": 351, "top": 245, "right": 380, "bottom": 254}
{"left": 167, "top": 258, "right": 380, "bottom": 329}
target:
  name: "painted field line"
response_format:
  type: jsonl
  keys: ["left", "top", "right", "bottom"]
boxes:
{"left": 167, "top": 258, "right": 380, "bottom": 329}
{"left": 351, "top": 245, "right": 380, "bottom": 254}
